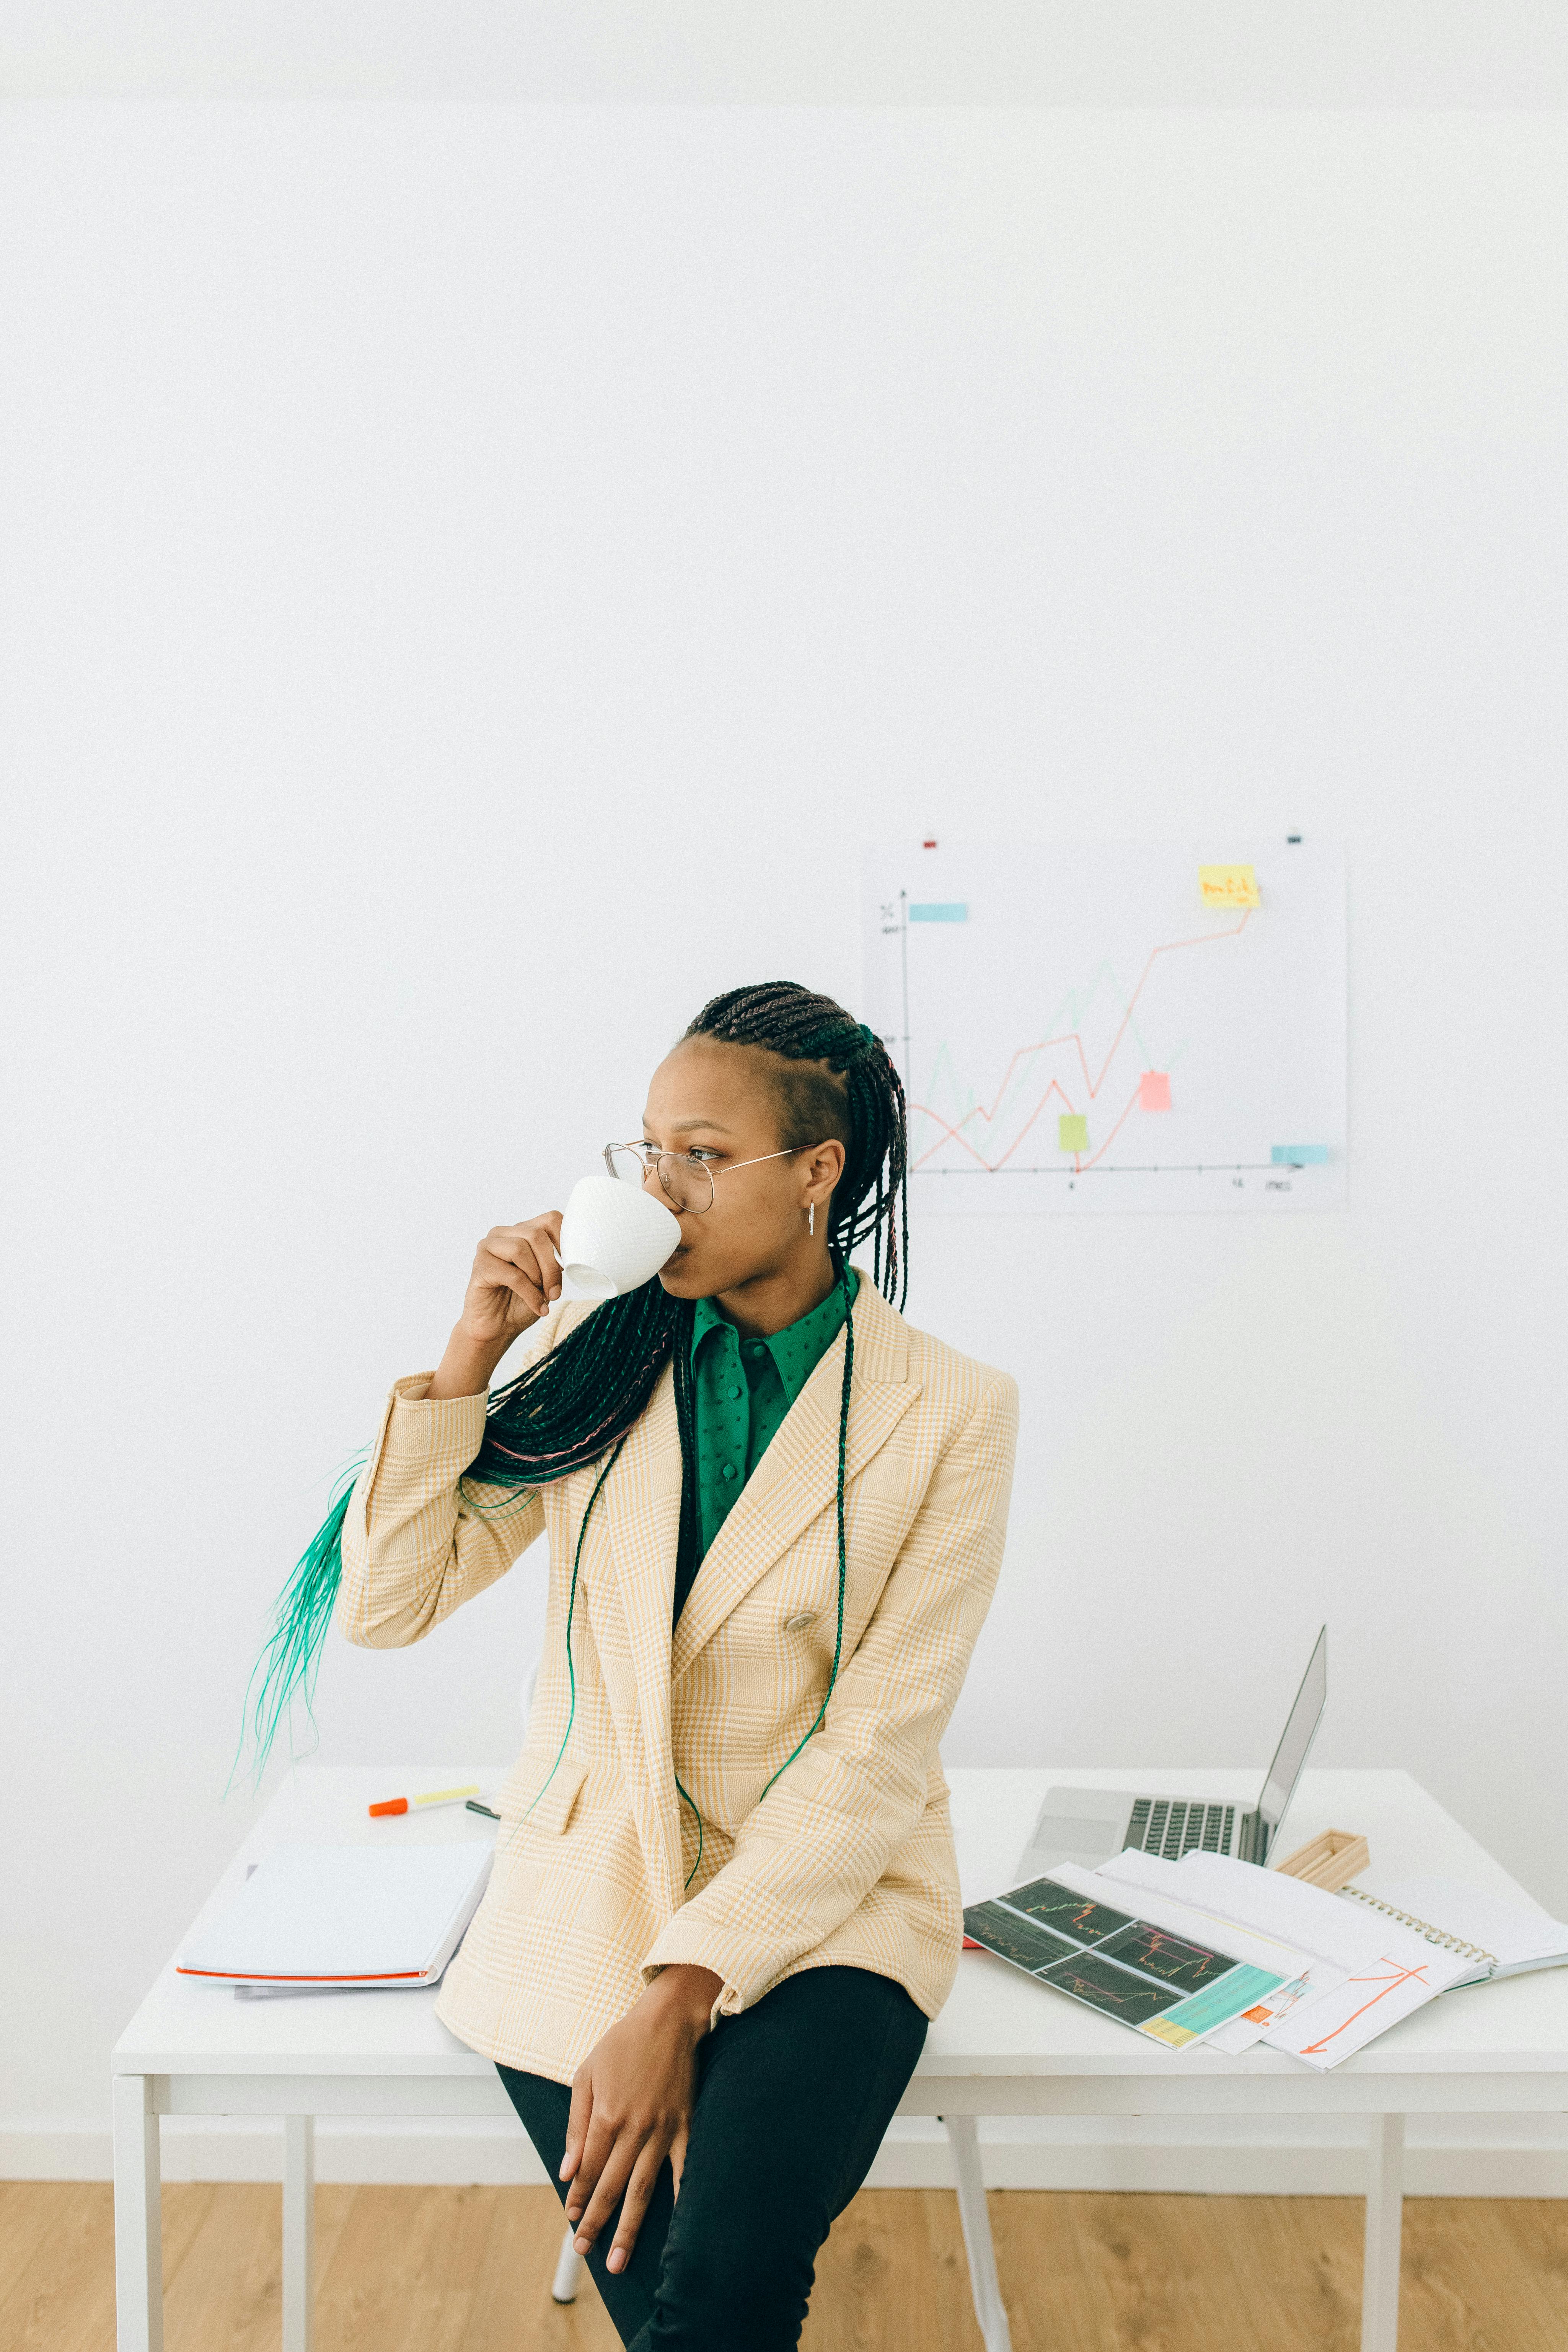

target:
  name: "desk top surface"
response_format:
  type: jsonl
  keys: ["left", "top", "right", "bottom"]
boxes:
{"left": 113, "top": 1765, "right": 1568, "bottom": 2083}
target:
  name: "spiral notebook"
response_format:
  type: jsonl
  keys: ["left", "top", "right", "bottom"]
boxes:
{"left": 1341, "top": 1874, "right": 1568, "bottom": 1985}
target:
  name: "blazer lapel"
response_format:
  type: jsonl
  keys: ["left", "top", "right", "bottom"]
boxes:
{"left": 669, "top": 1282, "right": 922, "bottom": 1691}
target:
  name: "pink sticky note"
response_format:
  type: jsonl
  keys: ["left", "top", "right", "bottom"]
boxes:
{"left": 1138, "top": 1071, "right": 1172, "bottom": 1112}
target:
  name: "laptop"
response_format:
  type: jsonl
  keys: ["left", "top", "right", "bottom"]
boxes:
{"left": 1015, "top": 1626, "right": 1327, "bottom": 1878}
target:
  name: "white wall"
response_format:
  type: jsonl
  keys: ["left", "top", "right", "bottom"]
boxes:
{"left": 10, "top": 0, "right": 1568, "bottom": 105}
{"left": 3, "top": 102, "right": 1566, "bottom": 2159}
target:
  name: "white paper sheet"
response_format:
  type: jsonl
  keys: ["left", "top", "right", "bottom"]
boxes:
{"left": 1261, "top": 1949, "right": 1472, "bottom": 2069}
{"left": 1097, "top": 1847, "right": 1473, "bottom": 2066}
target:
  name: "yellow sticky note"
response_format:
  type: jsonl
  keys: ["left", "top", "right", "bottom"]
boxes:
{"left": 1198, "top": 864, "right": 1260, "bottom": 908}
{"left": 1058, "top": 1113, "right": 1089, "bottom": 1153}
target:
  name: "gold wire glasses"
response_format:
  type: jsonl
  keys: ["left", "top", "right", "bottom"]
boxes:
{"left": 602, "top": 1140, "right": 805, "bottom": 1216}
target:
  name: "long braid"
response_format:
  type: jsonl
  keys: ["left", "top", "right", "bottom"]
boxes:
{"left": 238, "top": 981, "right": 911, "bottom": 1792}
{"left": 233, "top": 1284, "right": 690, "bottom": 1785}
{"left": 465, "top": 1283, "right": 686, "bottom": 1493}
{"left": 758, "top": 1251, "right": 855, "bottom": 1798}
{"left": 678, "top": 985, "right": 908, "bottom": 1809}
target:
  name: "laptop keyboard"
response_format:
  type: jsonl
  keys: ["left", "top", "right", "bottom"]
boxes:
{"left": 1128, "top": 1798, "right": 1236, "bottom": 1860}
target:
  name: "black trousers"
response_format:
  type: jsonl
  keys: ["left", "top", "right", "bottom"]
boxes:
{"left": 497, "top": 1965, "right": 928, "bottom": 2351}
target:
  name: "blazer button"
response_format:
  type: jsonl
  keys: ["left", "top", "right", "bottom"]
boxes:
{"left": 784, "top": 1610, "right": 815, "bottom": 1631}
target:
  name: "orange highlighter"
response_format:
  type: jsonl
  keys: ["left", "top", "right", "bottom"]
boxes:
{"left": 368, "top": 1783, "right": 481, "bottom": 1818}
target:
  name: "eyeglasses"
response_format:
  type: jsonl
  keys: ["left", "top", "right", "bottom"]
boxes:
{"left": 603, "top": 1139, "right": 806, "bottom": 1216}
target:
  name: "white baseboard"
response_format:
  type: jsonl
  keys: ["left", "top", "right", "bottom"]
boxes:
{"left": 7, "top": 2114, "right": 1568, "bottom": 2196}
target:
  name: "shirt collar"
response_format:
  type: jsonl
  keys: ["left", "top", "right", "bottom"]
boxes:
{"left": 690, "top": 1265, "right": 861, "bottom": 1408}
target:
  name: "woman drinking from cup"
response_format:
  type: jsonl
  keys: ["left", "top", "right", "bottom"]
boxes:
{"left": 254, "top": 981, "right": 1019, "bottom": 2350}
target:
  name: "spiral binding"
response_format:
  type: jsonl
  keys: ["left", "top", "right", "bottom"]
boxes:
{"left": 1342, "top": 1885, "right": 1496, "bottom": 1968}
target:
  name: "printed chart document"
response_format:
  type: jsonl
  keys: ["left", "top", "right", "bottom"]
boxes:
{"left": 963, "top": 1862, "right": 1320, "bottom": 2052}
{"left": 1100, "top": 1850, "right": 1477, "bottom": 2068}
{"left": 1091, "top": 1850, "right": 1348, "bottom": 2052}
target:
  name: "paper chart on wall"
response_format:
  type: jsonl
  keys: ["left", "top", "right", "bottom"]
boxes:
{"left": 861, "top": 838, "right": 1346, "bottom": 1214}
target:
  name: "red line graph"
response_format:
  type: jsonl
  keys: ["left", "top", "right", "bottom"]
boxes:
{"left": 910, "top": 910, "right": 1252, "bottom": 1175}
{"left": 1297, "top": 1958, "right": 1431, "bottom": 2057}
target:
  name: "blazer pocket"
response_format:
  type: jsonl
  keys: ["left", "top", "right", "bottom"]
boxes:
{"left": 507, "top": 1755, "right": 589, "bottom": 1838}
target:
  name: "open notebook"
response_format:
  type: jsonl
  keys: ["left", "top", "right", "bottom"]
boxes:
{"left": 177, "top": 1843, "right": 494, "bottom": 1990}
{"left": 1342, "top": 1874, "right": 1568, "bottom": 1984}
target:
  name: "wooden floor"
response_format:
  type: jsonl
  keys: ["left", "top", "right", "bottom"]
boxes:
{"left": 3, "top": 2180, "right": 1566, "bottom": 2350}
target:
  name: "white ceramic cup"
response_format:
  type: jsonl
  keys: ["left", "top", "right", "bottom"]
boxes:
{"left": 555, "top": 1173, "right": 682, "bottom": 1300}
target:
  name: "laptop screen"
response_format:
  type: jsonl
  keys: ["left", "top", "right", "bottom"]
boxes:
{"left": 1255, "top": 1627, "right": 1328, "bottom": 1855}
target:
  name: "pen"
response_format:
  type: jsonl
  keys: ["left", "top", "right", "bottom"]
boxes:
{"left": 368, "top": 1783, "right": 482, "bottom": 1818}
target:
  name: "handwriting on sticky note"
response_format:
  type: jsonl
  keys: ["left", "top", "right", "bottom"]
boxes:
{"left": 1058, "top": 1113, "right": 1089, "bottom": 1153}
{"left": 1138, "top": 1072, "right": 1172, "bottom": 1112}
{"left": 1199, "top": 864, "right": 1259, "bottom": 908}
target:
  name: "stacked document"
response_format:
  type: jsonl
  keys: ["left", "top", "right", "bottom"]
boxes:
{"left": 1103, "top": 1850, "right": 1479, "bottom": 2066}
{"left": 177, "top": 1843, "right": 494, "bottom": 1992}
{"left": 964, "top": 1848, "right": 1490, "bottom": 2067}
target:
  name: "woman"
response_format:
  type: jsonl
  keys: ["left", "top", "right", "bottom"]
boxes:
{"left": 330, "top": 981, "right": 1018, "bottom": 2348}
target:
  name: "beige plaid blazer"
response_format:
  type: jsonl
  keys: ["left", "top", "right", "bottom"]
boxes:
{"left": 336, "top": 1276, "right": 1018, "bottom": 2083}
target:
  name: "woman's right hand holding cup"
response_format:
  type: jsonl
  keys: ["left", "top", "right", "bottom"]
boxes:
{"left": 429, "top": 1213, "right": 564, "bottom": 1399}
{"left": 462, "top": 1214, "right": 566, "bottom": 1340}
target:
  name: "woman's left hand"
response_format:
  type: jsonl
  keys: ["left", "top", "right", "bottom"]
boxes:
{"left": 559, "top": 1963, "right": 724, "bottom": 2274}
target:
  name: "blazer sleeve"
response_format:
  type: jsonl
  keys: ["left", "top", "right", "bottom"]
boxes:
{"left": 334, "top": 1319, "right": 559, "bottom": 1650}
{"left": 639, "top": 1367, "right": 1019, "bottom": 2016}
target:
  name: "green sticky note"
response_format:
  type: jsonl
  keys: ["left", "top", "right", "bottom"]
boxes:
{"left": 1058, "top": 1114, "right": 1089, "bottom": 1153}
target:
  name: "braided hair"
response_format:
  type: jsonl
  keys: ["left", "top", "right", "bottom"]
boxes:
{"left": 685, "top": 982, "right": 908, "bottom": 1312}
{"left": 236, "top": 983, "right": 909, "bottom": 1789}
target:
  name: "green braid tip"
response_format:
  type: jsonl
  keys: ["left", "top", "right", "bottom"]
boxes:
{"left": 227, "top": 1446, "right": 368, "bottom": 1795}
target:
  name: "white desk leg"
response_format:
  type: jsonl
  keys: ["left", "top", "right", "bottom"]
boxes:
{"left": 551, "top": 2226, "right": 584, "bottom": 2303}
{"left": 282, "top": 2115, "right": 316, "bottom": 2352}
{"left": 112, "top": 2074, "right": 163, "bottom": 2352}
{"left": 942, "top": 2116, "right": 1012, "bottom": 2352}
{"left": 1361, "top": 2114, "right": 1405, "bottom": 2352}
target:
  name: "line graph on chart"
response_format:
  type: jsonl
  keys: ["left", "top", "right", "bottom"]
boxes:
{"left": 860, "top": 839, "right": 1345, "bottom": 1215}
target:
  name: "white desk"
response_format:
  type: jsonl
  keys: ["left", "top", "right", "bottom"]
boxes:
{"left": 112, "top": 1765, "right": 1568, "bottom": 2352}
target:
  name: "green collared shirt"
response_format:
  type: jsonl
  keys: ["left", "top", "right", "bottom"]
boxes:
{"left": 687, "top": 1266, "right": 861, "bottom": 1575}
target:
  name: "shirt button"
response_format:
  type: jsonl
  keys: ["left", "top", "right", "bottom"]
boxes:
{"left": 721, "top": 1464, "right": 737, "bottom": 1482}
{"left": 745, "top": 1341, "right": 764, "bottom": 1356}
{"left": 728, "top": 1385, "right": 742, "bottom": 1400}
